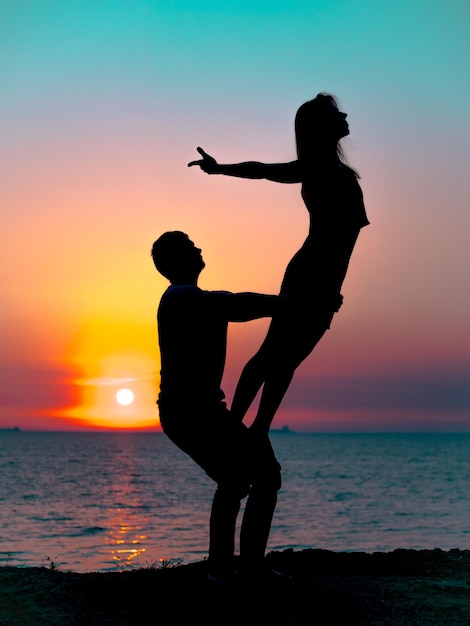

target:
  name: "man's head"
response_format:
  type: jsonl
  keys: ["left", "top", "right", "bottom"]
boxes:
{"left": 151, "top": 231, "right": 205, "bottom": 284}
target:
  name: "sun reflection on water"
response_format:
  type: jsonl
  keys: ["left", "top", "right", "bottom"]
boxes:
{"left": 105, "top": 507, "right": 148, "bottom": 566}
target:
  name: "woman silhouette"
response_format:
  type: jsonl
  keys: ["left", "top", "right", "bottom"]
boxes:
{"left": 188, "top": 93, "right": 369, "bottom": 435}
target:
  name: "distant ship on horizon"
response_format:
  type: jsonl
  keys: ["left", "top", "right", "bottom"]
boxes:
{"left": 270, "top": 425, "right": 294, "bottom": 434}
{"left": 0, "top": 426, "right": 21, "bottom": 432}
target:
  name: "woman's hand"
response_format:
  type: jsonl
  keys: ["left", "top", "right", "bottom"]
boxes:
{"left": 188, "top": 147, "right": 219, "bottom": 173}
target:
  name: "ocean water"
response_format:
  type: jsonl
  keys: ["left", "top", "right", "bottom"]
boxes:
{"left": 1, "top": 431, "right": 469, "bottom": 573}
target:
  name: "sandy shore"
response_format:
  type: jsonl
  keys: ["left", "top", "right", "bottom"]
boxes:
{"left": 1, "top": 548, "right": 470, "bottom": 625}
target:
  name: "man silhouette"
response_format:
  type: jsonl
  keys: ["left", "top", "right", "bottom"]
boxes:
{"left": 151, "top": 231, "right": 288, "bottom": 583}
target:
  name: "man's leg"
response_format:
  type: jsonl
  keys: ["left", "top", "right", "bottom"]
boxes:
{"left": 208, "top": 485, "right": 242, "bottom": 577}
{"left": 239, "top": 435, "right": 281, "bottom": 570}
{"left": 206, "top": 417, "right": 251, "bottom": 579}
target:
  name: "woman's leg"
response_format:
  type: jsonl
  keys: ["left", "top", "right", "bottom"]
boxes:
{"left": 230, "top": 319, "right": 299, "bottom": 427}
{"left": 230, "top": 347, "right": 271, "bottom": 422}
{"left": 250, "top": 323, "right": 329, "bottom": 434}
{"left": 248, "top": 368, "right": 296, "bottom": 434}
{"left": 230, "top": 323, "right": 284, "bottom": 423}
{"left": 231, "top": 298, "right": 334, "bottom": 429}
{"left": 230, "top": 246, "right": 311, "bottom": 423}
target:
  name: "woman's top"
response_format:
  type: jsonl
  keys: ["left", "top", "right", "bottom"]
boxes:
{"left": 302, "top": 164, "right": 369, "bottom": 233}
{"left": 281, "top": 164, "right": 369, "bottom": 297}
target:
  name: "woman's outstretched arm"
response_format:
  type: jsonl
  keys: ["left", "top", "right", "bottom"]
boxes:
{"left": 188, "top": 147, "right": 301, "bottom": 183}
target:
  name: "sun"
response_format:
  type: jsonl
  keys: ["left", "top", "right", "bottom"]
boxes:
{"left": 116, "top": 388, "right": 135, "bottom": 406}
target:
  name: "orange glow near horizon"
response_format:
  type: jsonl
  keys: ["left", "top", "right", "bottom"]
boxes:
{"left": 58, "top": 316, "right": 161, "bottom": 429}
{"left": 61, "top": 355, "right": 160, "bottom": 429}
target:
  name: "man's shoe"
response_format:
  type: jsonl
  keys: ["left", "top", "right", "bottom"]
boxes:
{"left": 235, "top": 563, "right": 293, "bottom": 586}
{"left": 207, "top": 569, "right": 250, "bottom": 587}
{"left": 207, "top": 571, "right": 233, "bottom": 585}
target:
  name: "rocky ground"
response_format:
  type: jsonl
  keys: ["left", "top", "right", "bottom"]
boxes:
{"left": 1, "top": 548, "right": 470, "bottom": 625}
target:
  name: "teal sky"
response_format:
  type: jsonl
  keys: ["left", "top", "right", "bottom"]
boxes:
{"left": 3, "top": 1, "right": 469, "bottom": 112}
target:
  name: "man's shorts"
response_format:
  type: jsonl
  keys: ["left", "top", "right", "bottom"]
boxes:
{"left": 158, "top": 398, "right": 281, "bottom": 496}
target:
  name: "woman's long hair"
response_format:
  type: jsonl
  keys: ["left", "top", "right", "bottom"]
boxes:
{"left": 295, "top": 93, "right": 359, "bottom": 177}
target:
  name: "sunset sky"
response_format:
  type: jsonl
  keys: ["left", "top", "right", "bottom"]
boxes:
{"left": 1, "top": 0, "right": 469, "bottom": 431}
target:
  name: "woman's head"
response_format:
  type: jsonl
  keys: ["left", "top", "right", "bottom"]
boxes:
{"left": 295, "top": 93, "right": 349, "bottom": 162}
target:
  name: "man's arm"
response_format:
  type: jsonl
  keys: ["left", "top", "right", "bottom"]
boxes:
{"left": 188, "top": 147, "right": 301, "bottom": 184}
{"left": 210, "top": 291, "right": 291, "bottom": 322}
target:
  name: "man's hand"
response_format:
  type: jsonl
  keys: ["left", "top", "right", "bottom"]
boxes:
{"left": 289, "top": 292, "right": 344, "bottom": 313}
{"left": 188, "top": 147, "right": 219, "bottom": 173}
